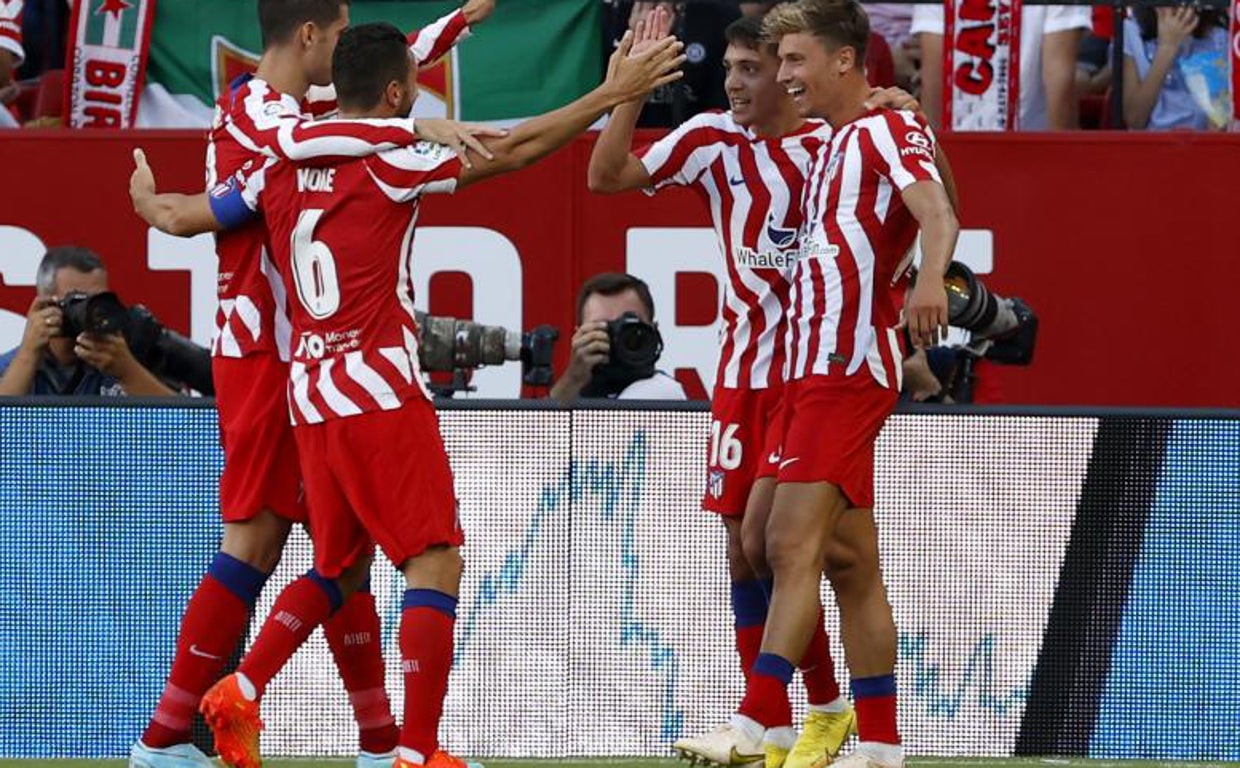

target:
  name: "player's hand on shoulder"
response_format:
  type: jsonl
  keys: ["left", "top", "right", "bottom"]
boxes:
{"left": 604, "top": 27, "right": 686, "bottom": 105}
{"left": 461, "top": 0, "right": 496, "bottom": 26}
{"left": 866, "top": 86, "right": 921, "bottom": 116}
{"left": 21, "top": 296, "right": 62, "bottom": 353}
{"left": 414, "top": 118, "right": 508, "bottom": 169}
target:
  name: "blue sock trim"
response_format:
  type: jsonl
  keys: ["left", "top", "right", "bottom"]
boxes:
{"left": 851, "top": 674, "right": 897, "bottom": 699}
{"left": 753, "top": 653, "right": 795, "bottom": 684}
{"left": 306, "top": 569, "right": 344, "bottom": 613}
{"left": 403, "top": 588, "right": 458, "bottom": 619}
{"left": 730, "top": 580, "right": 769, "bottom": 628}
{"left": 758, "top": 577, "right": 774, "bottom": 600}
{"left": 208, "top": 552, "right": 270, "bottom": 607}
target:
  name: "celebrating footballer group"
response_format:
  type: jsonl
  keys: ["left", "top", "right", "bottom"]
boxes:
{"left": 127, "top": 2, "right": 957, "bottom": 768}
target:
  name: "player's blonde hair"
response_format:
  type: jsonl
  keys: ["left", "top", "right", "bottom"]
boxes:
{"left": 762, "top": 0, "right": 870, "bottom": 60}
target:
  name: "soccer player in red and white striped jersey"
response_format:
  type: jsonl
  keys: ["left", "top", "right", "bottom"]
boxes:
{"left": 127, "top": 4, "right": 500, "bottom": 768}
{"left": 589, "top": 12, "right": 921, "bottom": 767}
{"left": 736, "top": 3, "right": 958, "bottom": 768}
{"left": 189, "top": 21, "right": 684, "bottom": 768}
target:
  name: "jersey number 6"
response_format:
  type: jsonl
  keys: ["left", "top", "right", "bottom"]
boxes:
{"left": 291, "top": 209, "right": 342, "bottom": 320}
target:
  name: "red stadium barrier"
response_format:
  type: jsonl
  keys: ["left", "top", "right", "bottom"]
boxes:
{"left": 0, "top": 129, "right": 1236, "bottom": 406}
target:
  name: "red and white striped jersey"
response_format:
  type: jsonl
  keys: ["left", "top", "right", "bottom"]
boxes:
{"left": 207, "top": 80, "right": 422, "bottom": 361}
{"left": 245, "top": 143, "right": 462, "bottom": 425}
{"left": 786, "top": 108, "right": 941, "bottom": 389}
{"left": 637, "top": 111, "right": 830, "bottom": 390}
{"left": 205, "top": 8, "right": 471, "bottom": 361}
{"left": 0, "top": 0, "right": 23, "bottom": 65}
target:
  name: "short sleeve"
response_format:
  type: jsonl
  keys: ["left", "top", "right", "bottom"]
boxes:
{"left": 909, "top": 3, "right": 945, "bottom": 36}
{"left": 1043, "top": 5, "right": 1093, "bottom": 34}
{"left": 868, "top": 111, "right": 942, "bottom": 191}
{"left": 365, "top": 142, "right": 464, "bottom": 203}
{"left": 0, "top": 0, "right": 24, "bottom": 65}
{"left": 637, "top": 112, "right": 726, "bottom": 191}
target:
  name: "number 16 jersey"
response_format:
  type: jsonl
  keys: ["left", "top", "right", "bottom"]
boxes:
{"left": 243, "top": 142, "right": 463, "bottom": 425}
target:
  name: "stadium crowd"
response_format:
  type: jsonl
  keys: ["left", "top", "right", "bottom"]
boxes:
{"left": 1, "top": 0, "right": 1234, "bottom": 130}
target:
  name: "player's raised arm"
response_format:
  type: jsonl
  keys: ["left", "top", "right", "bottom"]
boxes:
{"left": 587, "top": 7, "right": 674, "bottom": 193}
{"left": 454, "top": 30, "right": 685, "bottom": 189}
{"left": 408, "top": 0, "right": 495, "bottom": 66}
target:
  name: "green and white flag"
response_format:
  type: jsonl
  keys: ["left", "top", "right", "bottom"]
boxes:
{"left": 137, "top": 0, "right": 603, "bottom": 127}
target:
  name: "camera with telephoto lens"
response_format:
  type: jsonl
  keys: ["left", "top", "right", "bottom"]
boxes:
{"left": 413, "top": 310, "right": 559, "bottom": 393}
{"left": 57, "top": 291, "right": 215, "bottom": 394}
{"left": 581, "top": 311, "right": 665, "bottom": 398}
{"left": 909, "top": 262, "right": 1039, "bottom": 404}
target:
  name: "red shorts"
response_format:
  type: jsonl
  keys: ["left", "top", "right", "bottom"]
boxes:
{"left": 703, "top": 385, "right": 785, "bottom": 516}
{"left": 214, "top": 354, "right": 305, "bottom": 524}
{"left": 772, "top": 374, "right": 898, "bottom": 509}
{"left": 293, "top": 398, "right": 463, "bottom": 578}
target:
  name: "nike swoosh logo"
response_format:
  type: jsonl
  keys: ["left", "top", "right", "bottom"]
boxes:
{"left": 189, "top": 645, "right": 224, "bottom": 661}
{"left": 768, "top": 452, "right": 781, "bottom": 464}
{"left": 779, "top": 457, "right": 801, "bottom": 470}
{"left": 728, "top": 176, "right": 745, "bottom": 186}
{"left": 730, "top": 746, "right": 764, "bottom": 764}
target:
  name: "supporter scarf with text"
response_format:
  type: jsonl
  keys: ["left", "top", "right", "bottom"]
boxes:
{"left": 64, "top": 0, "right": 158, "bottom": 128}
{"left": 944, "top": 0, "right": 1023, "bottom": 131}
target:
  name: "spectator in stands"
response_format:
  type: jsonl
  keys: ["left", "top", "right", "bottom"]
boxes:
{"left": 0, "top": 247, "right": 177, "bottom": 396}
{"left": 0, "top": 0, "right": 23, "bottom": 128}
{"left": 914, "top": 4, "right": 1091, "bottom": 129}
{"left": 1121, "top": 4, "right": 1230, "bottom": 130}
{"left": 550, "top": 272, "right": 687, "bottom": 402}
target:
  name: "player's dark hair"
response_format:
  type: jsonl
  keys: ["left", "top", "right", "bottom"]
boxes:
{"left": 332, "top": 22, "right": 412, "bottom": 112}
{"left": 36, "top": 246, "right": 105, "bottom": 295}
{"left": 763, "top": 0, "right": 869, "bottom": 62}
{"left": 258, "top": 0, "right": 349, "bottom": 48}
{"left": 576, "top": 273, "right": 656, "bottom": 324}
{"left": 725, "top": 16, "right": 775, "bottom": 54}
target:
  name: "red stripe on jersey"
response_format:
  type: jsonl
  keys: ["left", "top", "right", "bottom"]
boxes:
{"left": 407, "top": 9, "right": 468, "bottom": 65}
{"left": 732, "top": 143, "right": 771, "bottom": 383}
{"left": 708, "top": 161, "right": 740, "bottom": 381}
{"left": 330, "top": 360, "right": 383, "bottom": 414}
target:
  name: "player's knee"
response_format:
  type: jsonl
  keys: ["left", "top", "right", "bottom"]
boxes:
{"left": 403, "top": 545, "right": 464, "bottom": 593}
{"left": 741, "top": 529, "right": 769, "bottom": 576}
{"left": 764, "top": 525, "right": 822, "bottom": 576}
{"left": 723, "top": 520, "right": 753, "bottom": 579}
{"left": 220, "top": 516, "right": 292, "bottom": 573}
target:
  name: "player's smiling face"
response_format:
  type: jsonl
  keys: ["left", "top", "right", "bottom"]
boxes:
{"left": 722, "top": 43, "right": 784, "bottom": 128}
{"left": 776, "top": 31, "right": 836, "bottom": 118}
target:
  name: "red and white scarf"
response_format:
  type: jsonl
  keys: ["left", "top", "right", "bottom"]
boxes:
{"left": 943, "top": 0, "right": 1023, "bottom": 131}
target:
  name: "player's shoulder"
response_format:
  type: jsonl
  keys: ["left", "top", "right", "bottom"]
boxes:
{"left": 675, "top": 109, "right": 746, "bottom": 137}
{"left": 372, "top": 140, "right": 458, "bottom": 171}
{"left": 858, "top": 109, "right": 933, "bottom": 142}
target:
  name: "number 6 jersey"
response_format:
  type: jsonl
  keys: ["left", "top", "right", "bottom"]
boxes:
{"left": 241, "top": 142, "right": 463, "bottom": 425}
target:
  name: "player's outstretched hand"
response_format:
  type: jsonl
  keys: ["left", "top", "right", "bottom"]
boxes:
{"left": 629, "top": 5, "right": 675, "bottom": 59}
{"left": 130, "top": 148, "right": 157, "bottom": 207}
{"left": 902, "top": 273, "right": 949, "bottom": 350}
{"left": 461, "top": 0, "right": 496, "bottom": 26}
{"left": 866, "top": 86, "right": 921, "bottom": 115}
{"left": 415, "top": 118, "right": 509, "bottom": 169}
{"left": 604, "top": 30, "right": 685, "bottom": 105}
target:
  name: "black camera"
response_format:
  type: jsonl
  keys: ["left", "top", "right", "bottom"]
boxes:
{"left": 581, "top": 312, "right": 664, "bottom": 398}
{"left": 413, "top": 310, "right": 559, "bottom": 392}
{"left": 57, "top": 291, "right": 214, "bottom": 394}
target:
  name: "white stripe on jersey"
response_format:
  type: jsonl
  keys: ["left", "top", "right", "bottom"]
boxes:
{"left": 315, "top": 358, "right": 364, "bottom": 417}
{"left": 290, "top": 361, "right": 324, "bottom": 423}
{"left": 260, "top": 248, "right": 292, "bottom": 361}
{"left": 344, "top": 352, "right": 402, "bottom": 411}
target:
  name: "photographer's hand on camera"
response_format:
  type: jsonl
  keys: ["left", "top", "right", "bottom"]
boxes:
{"left": 73, "top": 332, "right": 175, "bottom": 397}
{"left": 552, "top": 321, "right": 610, "bottom": 402}
{"left": 0, "top": 297, "right": 64, "bottom": 395}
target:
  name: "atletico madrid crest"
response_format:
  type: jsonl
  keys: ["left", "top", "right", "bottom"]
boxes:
{"left": 707, "top": 470, "right": 725, "bottom": 500}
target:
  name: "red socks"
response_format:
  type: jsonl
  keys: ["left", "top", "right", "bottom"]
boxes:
{"left": 143, "top": 553, "right": 268, "bottom": 748}
{"left": 238, "top": 571, "right": 341, "bottom": 695}
{"left": 399, "top": 589, "right": 458, "bottom": 759}
{"left": 852, "top": 675, "right": 901, "bottom": 744}
{"left": 737, "top": 653, "right": 794, "bottom": 728}
{"left": 325, "top": 588, "right": 398, "bottom": 755}
{"left": 801, "top": 612, "right": 842, "bottom": 705}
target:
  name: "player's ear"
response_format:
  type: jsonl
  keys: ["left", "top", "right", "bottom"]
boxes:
{"left": 297, "top": 21, "right": 315, "bottom": 49}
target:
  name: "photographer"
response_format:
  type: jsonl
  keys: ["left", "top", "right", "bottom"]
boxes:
{"left": 550, "top": 272, "right": 687, "bottom": 402}
{"left": 0, "top": 247, "right": 177, "bottom": 396}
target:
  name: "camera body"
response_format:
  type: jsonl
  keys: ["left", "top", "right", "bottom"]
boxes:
{"left": 581, "top": 312, "right": 664, "bottom": 398}
{"left": 56, "top": 290, "right": 214, "bottom": 394}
